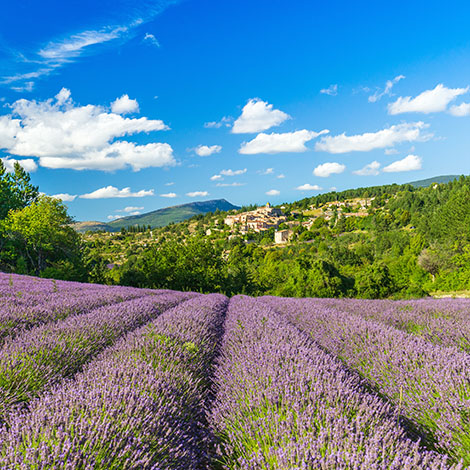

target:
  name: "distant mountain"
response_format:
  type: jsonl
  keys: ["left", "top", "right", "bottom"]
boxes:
{"left": 408, "top": 175, "right": 462, "bottom": 188}
{"left": 73, "top": 199, "right": 239, "bottom": 233}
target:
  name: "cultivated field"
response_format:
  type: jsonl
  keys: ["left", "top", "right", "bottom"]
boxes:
{"left": 0, "top": 273, "right": 468, "bottom": 469}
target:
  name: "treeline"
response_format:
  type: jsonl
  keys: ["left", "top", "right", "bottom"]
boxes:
{"left": 1, "top": 162, "right": 470, "bottom": 298}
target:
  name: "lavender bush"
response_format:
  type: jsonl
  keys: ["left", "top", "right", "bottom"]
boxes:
{"left": 210, "top": 295, "right": 453, "bottom": 469}
{"left": 262, "top": 296, "right": 470, "bottom": 465}
{"left": 1, "top": 294, "right": 227, "bottom": 469}
{"left": 0, "top": 291, "right": 191, "bottom": 423}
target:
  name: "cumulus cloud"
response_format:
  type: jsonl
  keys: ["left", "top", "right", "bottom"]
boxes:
{"left": 296, "top": 184, "right": 322, "bottom": 191}
{"left": 320, "top": 84, "right": 338, "bottom": 96}
{"left": 388, "top": 84, "right": 468, "bottom": 114}
{"left": 210, "top": 174, "right": 223, "bottom": 181}
{"left": 160, "top": 192, "right": 177, "bottom": 198}
{"left": 195, "top": 144, "right": 222, "bottom": 156}
{"left": 383, "top": 154, "right": 422, "bottom": 172}
{"left": 313, "top": 162, "right": 346, "bottom": 177}
{"left": 1, "top": 157, "right": 38, "bottom": 173}
{"left": 50, "top": 193, "right": 77, "bottom": 202}
{"left": 353, "top": 161, "right": 381, "bottom": 176}
{"left": 277, "top": 174, "right": 285, "bottom": 179}
{"left": 0, "top": 89, "right": 174, "bottom": 171}
{"left": 266, "top": 189, "right": 280, "bottom": 196}
{"left": 232, "top": 99, "right": 290, "bottom": 134}
{"left": 259, "top": 168, "right": 274, "bottom": 175}
{"left": 315, "top": 122, "right": 431, "bottom": 154}
{"left": 80, "top": 186, "right": 154, "bottom": 199}
{"left": 107, "top": 214, "right": 124, "bottom": 221}
{"left": 449, "top": 102, "right": 470, "bottom": 117}
{"left": 240, "top": 129, "right": 329, "bottom": 155}
{"left": 165, "top": 182, "right": 174, "bottom": 186}
{"left": 220, "top": 168, "right": 247, "bottom": 176}
{"left": 117, "top": 206, "right": 144, "bottom": 213}
{"left": 368, "top": 75, "right": 405, "bottom": 103}
{"left": 144, "top": 33, "right": 160, "bottom": 47}
{"left": 111, "top": 94, "right": 139, "bottom": 114}
{"left": 186, "top": 191, "right": 209, "bottom": 197}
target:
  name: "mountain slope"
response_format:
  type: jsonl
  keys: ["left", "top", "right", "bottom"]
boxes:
{"left": 408, "top": 175, "right": 462, "bottom": 188}
{"left": 74, "top": 199, "right": 239, "bottom": 232}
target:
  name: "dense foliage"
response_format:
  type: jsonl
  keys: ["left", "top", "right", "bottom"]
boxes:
{"left": 83, "top": 175, "right": 470, "bottom": 298}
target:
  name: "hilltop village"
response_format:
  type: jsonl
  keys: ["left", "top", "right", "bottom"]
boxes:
{"left": 222, "top": 199, "right": 371, "bottom": 243}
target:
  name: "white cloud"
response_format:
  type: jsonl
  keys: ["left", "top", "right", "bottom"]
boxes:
{"left": 353, "top": 161, "right": 381, "bottom": 176}
{"left": 259, "top": 168, "right": 274, "bottom": 175}
{"left": 0, "top": 89, "right": 174, "bottom": 171}
{"left": 320, "top": 84, "right": 338, "bottom": 96}
{"left": 315, "top": 122, "right": 431, "bottom": 154}
{"left": 80, "top": 186, "right": 154, "bottom": 199}
{"left": 117, "top": 206, "right": 144, "bottom": 213}
{"left": 204, "top": 116, "right": 231, "bottom": 128}
{"left": 296, "top": 183, "right": 322, "bottom": 191}
{"left": 216, "top": 182, "right": 245, "bottom": 187}
{"left": 220, "top": 168, "right": 247, "bottom": 176}
{"left": 383, "top": 154, "right": 422, "bottom": 172}
{"left": 449, "top": 102, "right": 470, "bottom": 117}
{"left": 195, "top": 144, "right": 222, "bottom": 156}
{"left": 160, "top": 192, "right": 177, "bottom": 198}
{"left": 384, "top": 148, "right": 399, "bottom": 155}
{"left": 210, "top": 174, "right": 223, "bottom": 181}
{"left": 107, "top": 214, "right": 124, "bottom": 221}
{"left": 266, "top": 189, "right": 280, "bottom": 196}
{"left": 368, "top": 75, "right": 405, "bottom": 103}
{"left": 111, "top": 94, "right": 139, "bottom": 114}
{"left": 144, "top": 33, "right": 160, "bottom": 47}
{"left": 313, "top": 162, "right": 346, "bottom": 177}
{"left": 50, "top": 193, "right": 77, "bottom": 202}
{"left": 232, "top": 98, "right": 290, "bottom": 134}
{"left": 186, "top": 191, "right": 209, "bottom": 197}
{"left": 277, "top": 174, "right": 285, "bottom": 179}
{"left": 165, "top": 182, "right": 174, "bottom": 186}
{"left": 388, "top": 84, "right": 468, "bottom": 114}
{"left": 1, "top": 157, "right": 38, "bottom": 173}
{"left": 240, "top": 129, "right": 329, "bottom": 155}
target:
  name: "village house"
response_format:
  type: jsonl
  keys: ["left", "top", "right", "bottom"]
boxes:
{"left": 224, "top": 203, "right": 287, "bottom": 234}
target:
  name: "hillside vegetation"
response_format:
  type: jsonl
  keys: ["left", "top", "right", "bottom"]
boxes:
{"left": 80, "top": 175, "right": 470, "bottom": 298}
{"left": 0, "top": 160, "right": 468, "bottom": 298}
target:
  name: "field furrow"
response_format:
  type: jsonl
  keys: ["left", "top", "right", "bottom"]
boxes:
{"left": 0, "top": 291, "right": 192, "bottom": 424}
{"left": 209, "top": 295, "right": 452, "bottom": 469}
{"left": 262, "top": 296, "right": 470, "bottom": 465}
{"left": 1, "top": 293, "right": 227, "bottom": 469}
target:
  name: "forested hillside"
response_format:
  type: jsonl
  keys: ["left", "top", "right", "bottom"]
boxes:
{"left": 81, "top": 175, "right": 470, "bottom": 298}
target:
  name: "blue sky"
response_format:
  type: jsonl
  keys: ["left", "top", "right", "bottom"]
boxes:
{"left": 1, "top": 0, "right": 470, "bottom": 221}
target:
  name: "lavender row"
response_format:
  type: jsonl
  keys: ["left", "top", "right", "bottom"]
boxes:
{"left": 319, "top": 297, "right": 470, "bottom": 352}
{"left": 209, "top": 296, "right": 452, "bottom": 469}
{"left": 0, "top": 291, "right": 192, "bottom": 424}
{"left": 0, "top": 294, "right": 227, "bottom": 469}
{"left": 261, "top": 296, "right": 470, "bottom": 465}
{"left": 0, "top": 288, "right": 159, "bottom": 344}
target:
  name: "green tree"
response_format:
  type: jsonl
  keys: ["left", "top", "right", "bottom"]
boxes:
{"left": 1, "top": 196, "right": 81, "bottom": 274}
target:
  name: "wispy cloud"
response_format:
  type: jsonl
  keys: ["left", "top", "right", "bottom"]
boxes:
{"left": 320, "top": 84, "right": 338, "bottom": 96}
{"left": 1, "top": 1, "right": 179, "bottom": 89}
{"left": 144, "top": 33, "right": 161, "bottom": 47}
{"left": 368, "top": 75, "right": 405, "bottom": 103}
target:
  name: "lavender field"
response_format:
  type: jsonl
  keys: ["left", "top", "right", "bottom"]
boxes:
{"left": 0, "top": 273, "right": 469, "bottom": 469}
